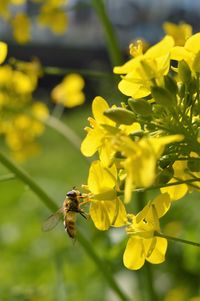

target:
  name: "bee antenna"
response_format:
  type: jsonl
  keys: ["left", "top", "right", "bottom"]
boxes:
{"left": 72, "top": 186, "right": 76, "bottom": 190}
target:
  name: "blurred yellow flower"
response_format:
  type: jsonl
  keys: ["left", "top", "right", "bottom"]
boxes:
{"left": 38, "top": 5, "right": 68, "bottom": 34}
{"left": 163, "top": 22, "right": 192, "bottom": 46}
{"left": 0, "top": 41, "right": 7, "bottom": 64}
{"left": 12, "top": 13, "right": 31, "bottom": 44}
{"left": 171, "top": 33, "right": 200, "bottom": 73}
{"left": 84, "top": 160, "right": 127, "bottom": 230}
{"left": 123, "top": 193, "right": 170, "bottom": 270}
{"left": 51, "top": 74, "right": 85, "bottom": 108}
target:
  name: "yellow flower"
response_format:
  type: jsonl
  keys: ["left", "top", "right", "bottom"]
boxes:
{"left": 171, "top": 33, "right": 200, "bottom": 73}
{"left": 114, "top": 134, "right": 183, "bottom": 202}
{"left": 163, "top": 22, "right": 192, "bottom": 46}
{"left": 114, "top": 36, "right": 174, "bottom": 98}
{"left": 12, "top": 13, "right": 31, "bottom": 44}
{"left": 123, "top": 193, "right": 170, "bottom": 270}
{"left": 84, "top": 160, "right": 127, "bottom": 230}
{"left": 0, "top": 41, "right": 7, "bottom": 64}
{"left": 51, "top": 74, "right": 85, "bottom": 108}
{"left": 38, "top": 5, "right": 68, "bottom": 34}
{"left": 81, "top": 96, "right": 141, "bottom": 166}
{"left": 81, "top": 96, "right": 115, "bottom": 165}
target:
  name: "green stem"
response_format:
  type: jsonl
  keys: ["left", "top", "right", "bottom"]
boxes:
{"left": 44, "top": 66, "right": 112, "bottom": 78}
{"left": 133, "top": 178, "right": 200, "bottom": 192}
{"left": 0, "top": 152, "right": 57, "bottom": 212}
{"left": 0, "top": 151, "right": 129, "bottom": 301}
{"left": 135, "top": 192, "right": 158, "bottom": 301}
{"left": 155, "top": 232, "right": 200, "bottom": 247}
{"left": 92, "top": 0, "right": 122, "bottom": 67}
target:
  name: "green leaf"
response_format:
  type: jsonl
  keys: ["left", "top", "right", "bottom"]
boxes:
{"left": 104, "top": 108, "right": 136, "bottom": 125}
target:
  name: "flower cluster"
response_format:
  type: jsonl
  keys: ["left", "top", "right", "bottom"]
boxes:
{"left": 0, "top": 42, "right": 49, "bottom": 161}
{"left": 81, "top": 23, "right": 200, "bottom": 270}
{"left": 0, "top": 0, "right": 69, "bottom": 44}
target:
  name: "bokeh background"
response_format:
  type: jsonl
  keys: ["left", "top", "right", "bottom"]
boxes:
{"left": 0, "top": 1, "right": 200, "bottom": 301}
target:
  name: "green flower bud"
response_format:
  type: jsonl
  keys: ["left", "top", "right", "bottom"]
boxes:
{"left": 104, "top": 108, "right": 136, "bottom": 125}
{"left": 128, "top": 98, "right": 152, "bottom": 116}
{"left": 156, "top": 166, "right": 174, "bottom": 184}
{"left": 151, "top": 86, "right": 176, "bottom": 108}
{"left": 178, "top": 60, "right": 191, "bottom": 83}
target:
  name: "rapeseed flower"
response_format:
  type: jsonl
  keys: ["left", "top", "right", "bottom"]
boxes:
{"left": 163, "top": 22, "right": 192, "bottom": 46}
{"left": 171, "top": 33, "right": 200, "bottom": 73}
{"left": 51, "top": 74, "right": 85, "bottom": 108}
{"left": 81, "top": 96, "right": 140, "bottom": 166}
{"left": 114, "top": 134, "right": 183, "bottom": 202}
{"left": 123, "top": 193, "right": 170, "bottom": 270}
{"left": 114, "top": 36, "right": 174, "bottom": 98}
{"left": 12, "top": 13, "right": 31, "bottom": 44}
{"left": 83, "top": 160, "right": 127, "bottom": 230}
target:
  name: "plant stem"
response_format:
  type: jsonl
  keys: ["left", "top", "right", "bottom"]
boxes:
{"left": 135, "top": 191, "right": 158, "bottom": 301}
{"left": 155, "top": 232, "right": 200, "bottom": 247}
{"left": 92, "top": 0, "right": 122, "bottom": 67}
{"left": 133, "top": 178, "right": 200, "bottom": 192}
{"left": 0, "top": 151, "right": 57, "bottom": 212}
{"left": 0, "top": 151, "right": 129, "bottom": 301}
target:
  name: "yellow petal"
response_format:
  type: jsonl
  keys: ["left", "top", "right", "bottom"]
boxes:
{"left": 0, "top": 42, "right": 7, "bottom": 64}
{"left": 170, "top": 46, "right": 192, "bottom": 62}
{"left": 146, "top": 237, "right": 167, "bottom": 264}
{"left": 90, "top": 201, "right": 111, "bottom": 230}
{"left": 152, "top": 193, "right": 171, "bottom": 218}
{"left": 87, "top": 160, "right": 117, "bottom": 195}
{"left": 185, "top": 33, "right": 200, "bottom": 53}
{"left": 160, "top": 179, "right": 188, "bottom": 201}
{"left": 123, "top": 237, "right": 145, "bottom": 270}
{"left": 81, "top": 127, "right": 104, "bottom": 157}
{"left": 145, "top": 35, "right": 174, "bottom": 58}
{"left": 111, "top": 198, "right": 127, "bottom": 227}
{"left": 118, "top": 76, "right": 150, "bottom": 99}
{"left": 92, "top": 96, "right": 113, "bottom": 125}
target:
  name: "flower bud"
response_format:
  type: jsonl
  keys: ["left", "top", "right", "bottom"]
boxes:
{"left": 128, "top": 98, "right": 152, "bottom": 116}
{"left": 104, "top": 108, "right": 136, "bottom": 125}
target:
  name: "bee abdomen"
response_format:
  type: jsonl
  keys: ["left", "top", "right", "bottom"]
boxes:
{"left": 64, "top": 220, "right": 75, "bottom": 238}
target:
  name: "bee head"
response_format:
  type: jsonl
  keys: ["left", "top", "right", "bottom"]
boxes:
{"left": 66, "top": 189, "right": 81, "bottom": 198}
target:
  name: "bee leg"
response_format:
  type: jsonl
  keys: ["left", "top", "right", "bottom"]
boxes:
{"left": 79, "top": 210, "right": 90, "bottom": 220}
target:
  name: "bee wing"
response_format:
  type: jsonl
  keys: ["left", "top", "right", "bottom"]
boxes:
{"left": 42, "top": 208, "right": 64, "bottom": 232}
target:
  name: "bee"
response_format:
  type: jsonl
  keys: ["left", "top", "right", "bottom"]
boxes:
{"left": 42, "top": 189, "right": 88, "bottom": 239}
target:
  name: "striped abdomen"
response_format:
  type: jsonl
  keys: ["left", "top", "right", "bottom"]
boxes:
{"left": 64, "top": 211, "right": 76, "bottom": 238}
